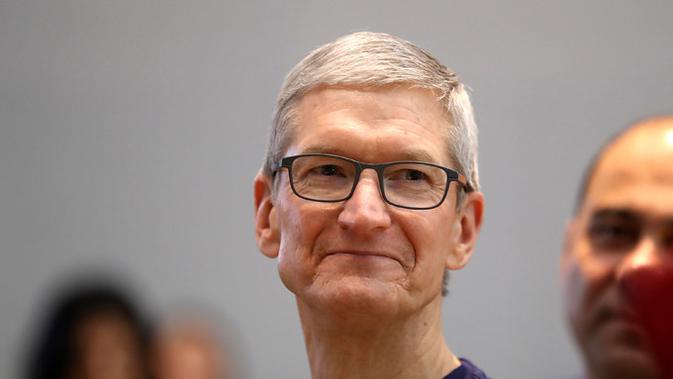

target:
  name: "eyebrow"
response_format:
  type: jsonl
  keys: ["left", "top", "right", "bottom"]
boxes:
{"left": 590, "top": 209, "right": 642, "bottom": 221}
{"left": 300, "top": 145, "right": 438, "bottom": 163}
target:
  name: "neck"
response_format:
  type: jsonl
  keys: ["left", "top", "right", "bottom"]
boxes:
{"left": 296, "top": 296, "right": 460, "bottom": 379}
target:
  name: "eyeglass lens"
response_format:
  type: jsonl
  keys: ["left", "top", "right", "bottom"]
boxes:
{"left": 289, "top": 155, "right": 449, "bottom": 208}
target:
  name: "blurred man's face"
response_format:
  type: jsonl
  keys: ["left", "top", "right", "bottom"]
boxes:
{"left": 255, "top": 85, "right": 483, "bottom": 319}
{"left": 562, "top": 123, "right": 673, "bottom": 379}
{"left": 151, "top": 323, "right": 229, "bottom": 379}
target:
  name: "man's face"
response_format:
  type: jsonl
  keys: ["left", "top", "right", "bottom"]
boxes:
{"left": 562, "top": 124, "right": 673, "bottom": 379}
{"left": 255, "top": 86, "right": 483, "bottom": 318}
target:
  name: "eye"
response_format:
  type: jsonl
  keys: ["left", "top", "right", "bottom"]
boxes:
{"left": 402, "top": 169, "right": 426, "bottom": 181}
{"left": 387, "top": 168, "right": 430, "bottom": 182}
{"left": 315, "top": 164, "right": 343, "bottom": 177}
{"left": 588, "top": 222, "right": 640, "bottom": 251}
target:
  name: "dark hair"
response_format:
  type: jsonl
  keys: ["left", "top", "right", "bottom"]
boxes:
{"left": 24, "top": 280, "right": 151, "bottom": 379}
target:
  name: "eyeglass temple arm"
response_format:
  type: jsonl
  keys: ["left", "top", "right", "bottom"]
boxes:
{"left": 455, "top": 173, "right": 474, "bottom": 192}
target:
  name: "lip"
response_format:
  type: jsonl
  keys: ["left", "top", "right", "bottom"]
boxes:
{"left": 595, "top": 307, "right": 635, "bottom": 324}
{"left": 591, "top": 305, "right": 642, "bottom": 335}
{"left": 322, "top": 250, "right": 404, "bottom": 266}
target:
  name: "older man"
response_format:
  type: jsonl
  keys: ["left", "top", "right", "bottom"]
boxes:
{"left": 562, "top": 116, "right": 673, "bottom": 379}
{"left": 254, "top": 32, "right": 488, "bottom": 379}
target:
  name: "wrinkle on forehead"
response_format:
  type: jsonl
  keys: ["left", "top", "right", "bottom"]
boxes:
{"left": 305, "top": 84, "right": 447, "bottom": 117}
{"left": 299, "top": 144, "right": 437, "bottom": 164}
{"left": 290, "top": 85, "right": 454, "bottom": 166}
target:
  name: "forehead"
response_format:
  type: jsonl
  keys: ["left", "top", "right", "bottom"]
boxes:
{"left": 582, "top": 126, "right": 673, "bottom": 218}
{"left": 287, "top": 85, "right": 453, "bottom": 165}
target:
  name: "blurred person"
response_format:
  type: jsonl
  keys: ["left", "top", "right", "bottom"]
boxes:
{"left": 561, "top": 116, "right": 673, "bottom": 379}
{"left": 150, "top": 308, "right": 235, "bottom": 379}
{"left": 24, "top": 278, "right": 151, "bottom": 379}
{"left": 253, "top": 32, "right": 488, "bottom": 378}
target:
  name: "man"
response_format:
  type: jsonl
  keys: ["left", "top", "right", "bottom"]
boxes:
{"left": 253, "top": 32, "right": 488, "bottom": 379}
{"left": 561, "top": 116, "right": 673, "bottom": 379}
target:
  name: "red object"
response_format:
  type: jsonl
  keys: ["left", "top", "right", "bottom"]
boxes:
{"left": 621, "top": 259, "right": 673, "bottom": 379}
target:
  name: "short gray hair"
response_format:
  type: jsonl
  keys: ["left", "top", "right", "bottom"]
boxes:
{"left": 262, "top": 31, "right": 480, "bottom": 192}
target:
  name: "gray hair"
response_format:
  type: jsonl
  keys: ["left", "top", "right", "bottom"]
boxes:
{"left": 262, "top": 31, "right": 480, "bottom": 192}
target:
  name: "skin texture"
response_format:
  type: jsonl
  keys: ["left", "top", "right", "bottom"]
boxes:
{"left": 562, "top": 117, "right": 673, "bottom": 379}
{"left": 254, "top": 85, "right": 484, "bottom": 379}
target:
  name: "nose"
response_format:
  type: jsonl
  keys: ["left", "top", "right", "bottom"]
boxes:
{"left": 617, "top": 237, "right": 673, "bottom": 302}
{"left": 616, "top": 238, "right": 662, "bottom": 281}
{"left": 337, "top": 170, "right": 392, "bottom": 233}
{"left": 618, "top": 238, "right": 673, "bottom": 376}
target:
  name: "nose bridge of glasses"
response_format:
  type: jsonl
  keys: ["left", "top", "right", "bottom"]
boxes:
{"left": 352, "top": 164, "right": 385, "bottom": 197}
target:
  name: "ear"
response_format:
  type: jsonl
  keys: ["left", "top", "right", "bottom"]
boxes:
{"left": 254, "top": 171, "right": 280, "bottom": 258}
{"left": 446, "top": 191, "right": 484, "bottom": 270}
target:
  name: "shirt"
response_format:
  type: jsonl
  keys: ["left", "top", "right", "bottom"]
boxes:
{"left": 443, "top": 358, "right": 491, "bottom": 379}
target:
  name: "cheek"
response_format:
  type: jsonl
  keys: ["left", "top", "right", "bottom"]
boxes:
{"left": 396, "top": 214, "right": 451, "bottom": 299}
{"left": 565, "top": 243, "right": 619, "bottom": 319}
{"left": 276, "top": 202, "right": 332, "bottom": 284}
{"left": 563, "top": 259, "right": 587, "bottom": 322}
{"left": 401, "top": 213, "right": 452, "bottom": 267}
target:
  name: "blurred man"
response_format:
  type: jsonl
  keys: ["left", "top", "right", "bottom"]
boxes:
{"left": 562, "top": 116, "right": 673, "bottom": 379}
{"left": 151, "top": 311, "right": 234, "bottom": 379}
{"left": 254, "top": 32, "right": 488, "bottom": 378}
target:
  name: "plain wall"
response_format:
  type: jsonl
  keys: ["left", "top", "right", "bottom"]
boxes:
{"left": 2, "top": 1, "right": 672, "bottom": 378}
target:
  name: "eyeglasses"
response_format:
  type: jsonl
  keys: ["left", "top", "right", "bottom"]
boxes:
{"left": 272, "top": 153, "right": 468, "bottom": 210}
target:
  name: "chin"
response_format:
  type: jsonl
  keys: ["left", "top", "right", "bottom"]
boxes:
{"left": 588, "top": 345, "right": 662, "bottom": 379}
{"left": 304, "top": 275, "right": 407, "bottom": 319}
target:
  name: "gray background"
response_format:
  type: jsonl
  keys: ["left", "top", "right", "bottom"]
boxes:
{"left": 2, "top": 1, "right": 672, "bottom": 378}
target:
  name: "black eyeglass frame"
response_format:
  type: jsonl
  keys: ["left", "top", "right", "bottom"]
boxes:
{"left": 271, "top": 153, "right": 469, "bottom": 210}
